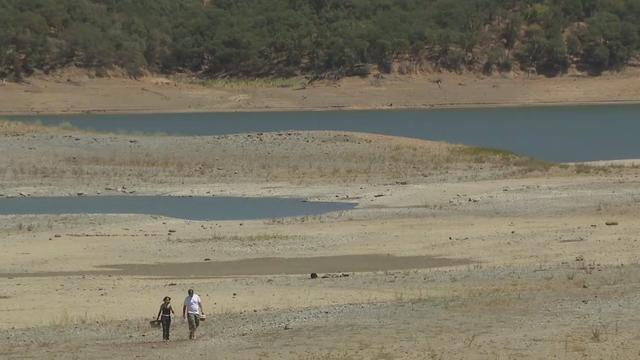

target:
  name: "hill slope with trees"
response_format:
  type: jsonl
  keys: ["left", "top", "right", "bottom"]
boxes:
{"left": 1, "top": 0, "right": 639, "bottom": 80}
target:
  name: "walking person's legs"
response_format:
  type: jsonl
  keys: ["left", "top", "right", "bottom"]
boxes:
{"left": 161, "top": 316, "right": 171, "bottom": 341}
{"left": 165, "top": 316, "right": 172, "bottom": 340}
{"left": 187, "top": 313, "right": 200, "bottom": 339}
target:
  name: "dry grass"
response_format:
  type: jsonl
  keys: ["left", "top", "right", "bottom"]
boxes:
{"left": 0, "top": 119, "right": 88, "bottom": 136}
{"left": 0, "top": 128, "right": 570, "bottom": 186}
{"left": 573, "top": 163, "right": 613, "bottom": 174}
{"left": 303, "top": 352, "right": 358, "bottom": 360}
{"left": 176, "top": 75, "right": 306, "bottom": 89}
{"left": 591, "top": 324, "right": 604, "bottom": 342}
{"left": 0, "top": 119, "right": 70, "bottom": 135}
{"left": 48, "top": 309, "right": 110, "bottom": 327}
{"left": 172, "top": 233, "right": 292, "bottom": 243}
{"left": 451, "top": 146, "right": 556, "bottom": 173}
{"left": 451, "top": 146, "right": 515, "bottom": 160}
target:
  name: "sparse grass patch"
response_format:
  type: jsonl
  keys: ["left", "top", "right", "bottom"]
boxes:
{"left": 453, "top": 146, "right": 515, "bottom": 160}
{"left": 2, "top": 129, "right": 566, "bottom": 186}
{"left": 0, "top": 118, "right": 81, "bottom": 135}
{"left": 591, "top": 323, "right": 606, "bottom": 342}
{"left": 264, "top": 213, "right": 336, "bottom": 225}
{"left": 574, "top": 164, "right": 594, "bottom": 174}
{"left": 566, "top": 272, "right": 576, "bottom": 281}
{"left": 303, "top": 352, "right": 357, "bottom": 360}
{"left": 58, "top": 121, "right": 75, "bottom": 130}
{"left": 450, "top": 145, "right": 556, "bottom": 173}
{"left": 190, "top": 77, "right": 304, "bottom": 89}
{"left": 15, "top": 222, "right": 35, "bottom": 232}
{"left": 174, "top": 233, "right": 292, "bottom": 243}
{"left": 572, "top": 163, "right": 613, "bottom": 174}
{"left": 393, "top": 289, "right": 431, "bottom": 304}
{"left": 210, "top": 232, "right": 291, "bottom": 242}
{"left": 512, "top": 156, "right": 554, "bottom": 173}
{"left": 48, "top": 309, "right": 109, "bottom": 327}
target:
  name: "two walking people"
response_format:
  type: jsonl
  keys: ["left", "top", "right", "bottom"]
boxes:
{"left": 155, "top": 288, "right": 205, "bottom": 341}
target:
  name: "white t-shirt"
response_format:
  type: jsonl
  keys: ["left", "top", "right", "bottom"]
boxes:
{"left": 184, "top": 294, "right": 201, "bottom": 314}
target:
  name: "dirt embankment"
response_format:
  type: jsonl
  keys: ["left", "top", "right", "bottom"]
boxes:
{"left": 1, "top": 69, "right": 640, "bottom": 115}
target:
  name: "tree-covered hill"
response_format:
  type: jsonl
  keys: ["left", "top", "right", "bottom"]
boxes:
{"left": 1, "top": 0, "right": 639, "bottom": 80}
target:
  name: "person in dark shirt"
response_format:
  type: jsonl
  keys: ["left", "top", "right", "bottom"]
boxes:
{"left": 156, "top": 296, "right": 175, "bottom": 341}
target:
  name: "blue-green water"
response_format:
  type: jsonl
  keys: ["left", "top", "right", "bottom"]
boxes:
{"left": 9, "top": 104, "right": 640, "bottom": 162}
{"left": 0, "top": 196, "right": 355, "bottom": 220}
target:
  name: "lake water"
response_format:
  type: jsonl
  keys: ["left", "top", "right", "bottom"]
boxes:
{"left": 0, "top": 196, "right": 355, "bottom": 221}
{"left": 9, "top": 104, "right": 640, "bottom": 162}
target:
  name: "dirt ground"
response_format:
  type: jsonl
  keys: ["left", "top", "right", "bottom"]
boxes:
{"left": 1, "top": 69, "right": 640, "bottom": 115}
{"left": 1, "top": 119, "right": 640, "bottom": 359}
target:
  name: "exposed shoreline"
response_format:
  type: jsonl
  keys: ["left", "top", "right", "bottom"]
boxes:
{"left": 2, "top": 124, "right": 640, "bottom": 358}
{"left": 3, "top": 98, "right": 640, "bottom": 117}
{"left": 3, "top": 75, "right": 640, "bottom": 359}
{"left": 2, "top": 70, "right": 640, "bottom": 116}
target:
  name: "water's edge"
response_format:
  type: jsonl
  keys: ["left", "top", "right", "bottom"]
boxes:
{"left": 9, "top": 104, "right": 640, "bottom": 162}
{"left": 0, "top": 196, "right": 357, "bottom": 221}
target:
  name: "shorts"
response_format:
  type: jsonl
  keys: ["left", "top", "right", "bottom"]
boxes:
{"left": 187, "top": 313, "right": 200, "bottom": 330}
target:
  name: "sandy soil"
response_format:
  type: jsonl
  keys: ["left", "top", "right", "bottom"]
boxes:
{"left": 1, "top": 122, "right": 640, "bottom": 359}
{"left": 1, "top": 69, "right": 640, "bottom": 115}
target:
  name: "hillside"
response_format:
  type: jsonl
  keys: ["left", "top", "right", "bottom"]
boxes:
{"left": 1, "top": 0, "right": 639, "bottom": 81}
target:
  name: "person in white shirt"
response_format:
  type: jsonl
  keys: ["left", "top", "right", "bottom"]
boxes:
{"left": 182, "top": 288, "right": 204, "bottom": 340}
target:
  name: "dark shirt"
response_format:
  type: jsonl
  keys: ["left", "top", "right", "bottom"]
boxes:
{"left": 161, "top": 304, "right": 172, "bottom": 316}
